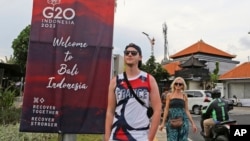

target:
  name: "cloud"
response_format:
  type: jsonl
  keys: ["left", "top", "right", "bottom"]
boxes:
{"left": 239, "top": 36, "right": 250, "bottom": 49}
{"left": 1, "top": 0, "right": 250, "bottom": 64}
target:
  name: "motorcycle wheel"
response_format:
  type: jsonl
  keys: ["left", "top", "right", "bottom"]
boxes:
{"left": 215, "top": 135, "right": 228, "bottom": 141}
{"left": 193, "top": 106, "right": 200, "bottom": 115}
{"left": 237, "top": 103, "right": 242, "bottom": 107}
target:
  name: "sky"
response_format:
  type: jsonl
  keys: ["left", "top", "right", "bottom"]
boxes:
{"left": 1, "top": 0, "right": 250, "bottom": 64}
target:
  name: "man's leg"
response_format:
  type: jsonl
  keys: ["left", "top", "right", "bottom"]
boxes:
{"left": 200, "top": 118, "right": 204, "bottom": 132}
{"left": 203, "top": 118, "right": 215, "bottom": 137}
{"left": 200, "top": 114, "right": 206, "bottom": 132}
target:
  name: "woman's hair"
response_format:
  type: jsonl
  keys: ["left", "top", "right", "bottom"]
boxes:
{"left": 170, "top": 77, "right": 187, "bottom": 92}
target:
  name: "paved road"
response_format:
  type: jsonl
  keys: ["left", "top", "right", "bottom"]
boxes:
{"left": 228, "top": 106, "right": 250, "bottom": 115}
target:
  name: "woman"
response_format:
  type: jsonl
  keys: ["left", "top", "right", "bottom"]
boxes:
{"left": 159, "top": 77, "right": 197, "bottom": 141}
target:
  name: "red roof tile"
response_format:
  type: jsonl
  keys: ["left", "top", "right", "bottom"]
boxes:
{"left": 219, "top": 62, "right": 250, "bottom": 80}
{"left": 170, "top": 39, "right": 236, "bottom": 58}
{"left": 163, "top": 61, "right": 182, "bottom": 75}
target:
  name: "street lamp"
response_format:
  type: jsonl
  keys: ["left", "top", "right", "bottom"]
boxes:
{"left": 142, "top": 32, "right": 155, "bottom": 56}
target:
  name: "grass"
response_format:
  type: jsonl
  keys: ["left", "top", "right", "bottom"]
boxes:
{"left": 0, "top": 124, "right": 103, "bottom": 141}
{"left": 77, "top": 134, "right": 103, "bottom": 141}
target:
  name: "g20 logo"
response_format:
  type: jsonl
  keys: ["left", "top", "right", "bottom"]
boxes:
{"left": 42, "top": 7, "right": 75, "bottom": 20}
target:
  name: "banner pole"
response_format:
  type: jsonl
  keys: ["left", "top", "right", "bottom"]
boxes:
{"left": 58, "top": 134, "right": 62, "bottom": 141}
{"left": 58, "top": 134, "right": 76, "bottom": 141}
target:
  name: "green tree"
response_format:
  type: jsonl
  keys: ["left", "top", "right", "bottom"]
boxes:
{"left": 141, "top": 55, "right": 157, "bottom": 75}
{"left": 210, "top": 61, "right": 219, "bottom": 88}
{"left": 12, "top": 25, "right": 31, "bottom": 75}
{"left": 141, "top": 55, "right": 170, "bottom": 83}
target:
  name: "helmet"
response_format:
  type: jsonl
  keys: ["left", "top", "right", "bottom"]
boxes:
{"left": 211, "top": 89, "right": 221, "bottom": 99}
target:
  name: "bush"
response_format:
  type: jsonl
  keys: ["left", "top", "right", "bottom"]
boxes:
{"left": 0, "top": 85, "right": 16, "bottom": 109}
{"left": 0, "top": 107, "right": 21, "bottom": 125}
{"left": 0, "top": 124, "right": 103, "bottom": 141}
{"left": 0, "top": 124, "right": 58, "bottom": 141}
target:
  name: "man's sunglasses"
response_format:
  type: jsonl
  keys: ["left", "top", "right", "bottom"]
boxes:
{"left": 124, "top": 50, "right": 138, "bottom": 56}
{"left": 174, "top": 82, "right": 183, "bottom": 86}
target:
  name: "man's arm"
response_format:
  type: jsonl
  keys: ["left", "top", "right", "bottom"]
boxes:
{"left": 203, "top": 100, "right": 215, "bottom": 118}
{"left": 148, "top": 74, "right": 162, "bottom": 141}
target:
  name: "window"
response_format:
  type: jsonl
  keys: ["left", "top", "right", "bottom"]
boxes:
{"left": 193, "top": 91, "right": 202, "bottom": 97}
{"left": 186, "top": 91, "right": 194, "bottom": 97}
{"left": 205, "top": 91, "right": 212, "bottom": 98}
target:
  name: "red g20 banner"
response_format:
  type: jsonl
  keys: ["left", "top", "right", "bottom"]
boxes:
{"left": 20, "top": 0, "right": 114, "bottom": 134}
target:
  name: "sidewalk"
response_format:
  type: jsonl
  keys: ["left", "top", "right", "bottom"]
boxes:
{"left": 154, "top": 128, "right": 167, "bottom": 141}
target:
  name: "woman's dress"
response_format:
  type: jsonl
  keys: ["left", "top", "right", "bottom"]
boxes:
{"left": 166, "top": 98, "right": 189, "bottom": 141}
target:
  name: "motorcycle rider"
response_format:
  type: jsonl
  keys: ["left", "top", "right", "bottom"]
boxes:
{"left": 201, "top": 89, "right": 229, "bottom": 138}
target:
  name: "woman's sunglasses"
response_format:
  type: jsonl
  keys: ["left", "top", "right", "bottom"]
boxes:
{"left": 124, "top": 50, "right": 138, "bottom": 56}
{"left": 174, "top": 82, "right": 183, "bottom": 86}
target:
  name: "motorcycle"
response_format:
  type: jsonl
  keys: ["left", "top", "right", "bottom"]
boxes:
{"left": 200, "top": 106, "right": 237, "bottom": 141}
{"left": 229, "top": 95, "right": 242, "bottom": 107}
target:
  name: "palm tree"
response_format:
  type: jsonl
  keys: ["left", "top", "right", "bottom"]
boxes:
{"left": 0, "top": 55, "right": 16, "bottom": 64}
